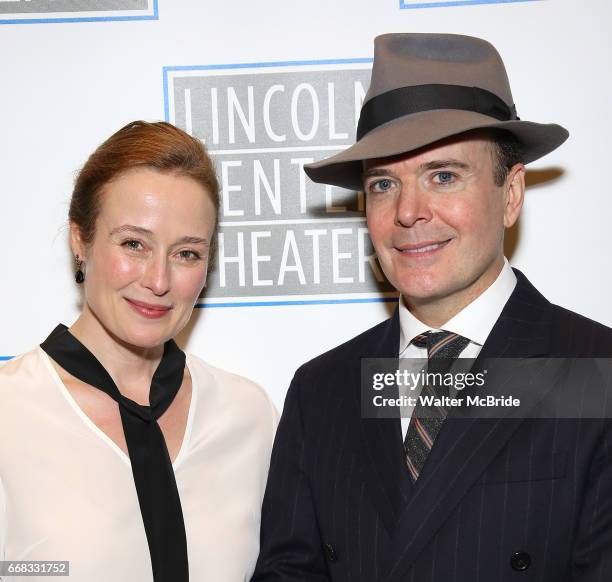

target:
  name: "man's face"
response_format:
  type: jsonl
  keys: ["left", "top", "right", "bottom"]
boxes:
{"left": 364, "top": 133, "right": 524, "bottom": 318}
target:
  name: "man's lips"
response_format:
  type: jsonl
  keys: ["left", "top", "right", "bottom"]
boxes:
{"left": 394, "top": 239, "right": 452, "bottom": 255}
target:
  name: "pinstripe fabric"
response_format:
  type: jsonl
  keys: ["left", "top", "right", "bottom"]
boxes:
{"left": 404, "top": 332, "right": 471, "bottom": 481}
{"left": 252, "top": 269, "right": 612, "bottom": 582}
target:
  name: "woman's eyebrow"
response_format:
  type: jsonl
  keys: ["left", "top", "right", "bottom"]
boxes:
{"left": 110, "top": 226, "right": 209, "bottom": 246}
{"left": 109, "top": 224, "right": 153, "bottom": 237}
{"left": 174, "top": 236, "right": 209, "bottom": 246}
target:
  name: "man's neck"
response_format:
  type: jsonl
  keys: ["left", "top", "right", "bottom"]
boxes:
{"left": 404, "top": 258, "right": 505, "bottom": 329}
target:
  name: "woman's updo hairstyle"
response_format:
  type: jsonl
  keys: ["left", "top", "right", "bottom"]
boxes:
{"left": 69, "top": 120, "right": 219, "bottom": 248}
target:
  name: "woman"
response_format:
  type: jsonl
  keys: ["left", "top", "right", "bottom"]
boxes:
{"left": 0, "top": 121, "right": 278, "bottom": 581}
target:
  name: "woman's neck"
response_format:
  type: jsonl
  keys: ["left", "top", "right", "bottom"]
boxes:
{"left": 69, "top": 308, "right": 165, "bottom": 404}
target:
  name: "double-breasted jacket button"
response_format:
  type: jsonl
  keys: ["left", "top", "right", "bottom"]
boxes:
{"left": 323, "top": 543, "right": 338, "bottom": 563}
{"left": 510, "top": 551, "right": 531, "bottom": 571}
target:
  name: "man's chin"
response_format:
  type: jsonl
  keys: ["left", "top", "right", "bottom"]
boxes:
{"left": 400, "top": 288, "right": 448, "bottom": 307}
{"left": 394, "top": 275, "right": 448, "bottom": 303}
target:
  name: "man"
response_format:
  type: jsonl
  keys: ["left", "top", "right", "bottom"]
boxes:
{"left": 252, "top": 33, "right": 612, "bottom": 581}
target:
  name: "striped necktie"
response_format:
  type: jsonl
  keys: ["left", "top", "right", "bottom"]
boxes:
{"left": 404, "top": 331, "right": 470, "bottom": 482}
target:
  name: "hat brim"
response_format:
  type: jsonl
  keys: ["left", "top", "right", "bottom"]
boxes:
{"left": 304, "top": 109, "right": 569, "bottom": 191}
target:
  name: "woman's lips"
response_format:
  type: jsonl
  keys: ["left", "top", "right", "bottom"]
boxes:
{"left": 124, "top": 298, "right": 172, "bottom": 319}
{"left": 394, "top": 239, "right": 452, "bottom": 257}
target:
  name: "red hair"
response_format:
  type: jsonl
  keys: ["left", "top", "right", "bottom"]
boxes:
{"left": 69, "top": 120, "right": 219, "bottom": 247}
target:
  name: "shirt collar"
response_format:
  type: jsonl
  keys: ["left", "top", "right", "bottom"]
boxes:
{"left": 398, "top": 258, "right": 517, "bottom": 353}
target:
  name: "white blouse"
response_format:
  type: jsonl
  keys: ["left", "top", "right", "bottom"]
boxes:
{"left": 0, "top": 347, "right": 278, "bottom": 582}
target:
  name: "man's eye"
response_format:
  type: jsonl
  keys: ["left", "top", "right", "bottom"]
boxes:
{"left": 369, "top": 178, "right": 395, "bottom": 193}
{"left": 433, "top": 171, "right": 455, "bottom": 184}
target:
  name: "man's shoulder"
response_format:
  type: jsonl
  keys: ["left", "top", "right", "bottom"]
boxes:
{"left": 505, "top": 269, "right": 611, "bottom": 357}
{"left": 548, "top": 302, "right": 612, "bottom": 357}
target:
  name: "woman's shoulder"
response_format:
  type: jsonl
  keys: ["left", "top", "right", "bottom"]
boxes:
{"left": 0, "top": 347, "right": 47, "bottom": 390}
{"left": 186, "top": 353, "right": 279, "bottom": 426}
{"left": 0, "top": 348, "right": 55, "bottom": 427}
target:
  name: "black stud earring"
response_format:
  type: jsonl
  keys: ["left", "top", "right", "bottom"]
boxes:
{"left": 75, "top": 254, "right": 85, "bottom": 284}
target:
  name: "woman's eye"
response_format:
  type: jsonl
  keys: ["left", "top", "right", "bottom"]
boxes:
{"left": 122, "top": 239, "right": 143, "bottom": 250}
{"left": 178, "top": 250, "right": 201, "bottom": 261}
{"left": 433, "top": 171, "right": 456, "bottom": 185}
{"left": 368, "top": 178, "right": 395, "bottom": 193}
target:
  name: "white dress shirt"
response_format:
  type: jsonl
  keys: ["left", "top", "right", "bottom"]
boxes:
{"left": 0, "top": 348, "right": 278, "bottom": 582}
{"left": 398, "top": 259, "right": 517, "bottom": 439}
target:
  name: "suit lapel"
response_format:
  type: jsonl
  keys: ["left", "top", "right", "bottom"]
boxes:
{"left": 351, "top": 308, "right": 414, "bottom": 536}
{"left": 476, "top": 269, "right": 552, "bottom": 360}
{"left": 381, "top": 269, "right": 557, "bottom": 582}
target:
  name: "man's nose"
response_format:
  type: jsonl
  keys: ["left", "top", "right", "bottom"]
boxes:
{"left": 395, "top": 183, "right": 433, "bottom": 227}
{"left": 141, "top": 253, "right": 171, "bottom": 296}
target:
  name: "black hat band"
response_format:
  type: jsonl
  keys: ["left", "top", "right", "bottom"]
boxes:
{"left": 356, "top": 84, "right": 519, "bottom": 141}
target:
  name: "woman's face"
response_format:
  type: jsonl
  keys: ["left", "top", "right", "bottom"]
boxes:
{"left": 72, "top": 167, "right": 216, "bottom": 349}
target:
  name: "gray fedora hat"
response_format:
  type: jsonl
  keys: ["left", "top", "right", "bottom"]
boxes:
{"left": 304, "top": 33, "right": 568, "bottom": 191}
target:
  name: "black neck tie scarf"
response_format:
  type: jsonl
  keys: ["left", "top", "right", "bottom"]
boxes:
{"left": 41, "top": 324, "right": 189, "bottom": 582}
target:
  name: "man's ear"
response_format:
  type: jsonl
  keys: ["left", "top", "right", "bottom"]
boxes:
{"left": 503, "top": 163, "right": 526, "bottom": 228}
{"left": 69, "top": 221, "right": 87, "bottom": 261}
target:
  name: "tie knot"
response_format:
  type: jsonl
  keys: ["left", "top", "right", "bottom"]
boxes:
{"left": 120, "top": 396, "right": 154, "bottom": 422}
{"left": 412, "top": 331, "right": 470, "bottom": 359}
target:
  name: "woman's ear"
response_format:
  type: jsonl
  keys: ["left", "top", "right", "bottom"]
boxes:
{"left": 69, "top": 221, "right": 87, "bottom": 261}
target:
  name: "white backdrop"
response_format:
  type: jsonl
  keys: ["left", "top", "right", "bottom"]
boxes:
{"left": 1, "top": 0, "right": 610, "bottom": 409}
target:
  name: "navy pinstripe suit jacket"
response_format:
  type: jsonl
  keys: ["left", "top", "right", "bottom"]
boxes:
{"left": 252, "top": 270, "right": 612, "bottom": 582}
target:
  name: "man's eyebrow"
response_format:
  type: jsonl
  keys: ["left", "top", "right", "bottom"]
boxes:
{"left": 362, "top": 168, "right": 396, "bottom": 179}
{"left": 362, "top": 160, "right": 471, "bottom": 179}
{"left": 418, "top": 160, "right": 471, "bottom": 171}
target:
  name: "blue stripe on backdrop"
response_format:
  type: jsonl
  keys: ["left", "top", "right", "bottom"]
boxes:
{"left": 400, "top": 0, "right": 539, "bottom": 8}
{"left": 0, "top": 0, "right": 158, "bottom": 25}
{"left": 195, "top": 297, "right": 398, "bottom": 309}
{"left": 0, "top": 356, "right": 13, "bottom": 361}
{"left": 162, "top": 57, "right": 374, "bottom": 123}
